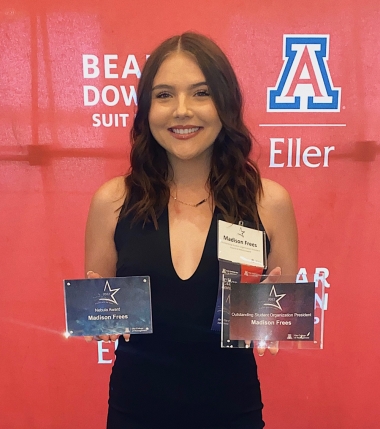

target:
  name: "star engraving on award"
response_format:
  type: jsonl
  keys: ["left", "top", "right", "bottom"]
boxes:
{"left": 98, "top": 280, "right": 120, "bottom": 305}
{"left": 263, "top": 285, "right": 286, "bottom": 311}
{"left": 237, "top": 227, "right": 245, "bottom": 238}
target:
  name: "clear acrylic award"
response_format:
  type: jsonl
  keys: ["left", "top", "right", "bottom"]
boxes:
{"left": 63, "top": 276, "right": 152, "bottom": 336}
{"left": 220, "top": 263, "right": 325, "bottom": 350}
{"left": 216, "top": 218, "right": 325, "bottom": 350}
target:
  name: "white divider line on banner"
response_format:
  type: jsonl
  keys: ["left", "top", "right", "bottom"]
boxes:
{"left": 259, "top": 124, "right": 347, "bottom": 127}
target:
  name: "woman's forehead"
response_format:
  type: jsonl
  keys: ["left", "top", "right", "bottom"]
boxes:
{"left": 152, "top": 52, "right": 206, "bottom": 87}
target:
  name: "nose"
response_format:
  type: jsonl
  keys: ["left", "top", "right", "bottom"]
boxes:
{"left": 173, "top": 94, "right": 193, "bottom": 118}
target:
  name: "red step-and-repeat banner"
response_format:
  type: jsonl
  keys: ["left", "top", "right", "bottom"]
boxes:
{"left": 1, "top": 1, "right": 379, "bottom": 428}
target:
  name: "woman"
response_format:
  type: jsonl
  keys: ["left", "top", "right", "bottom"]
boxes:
{"left": 85, "top": 33, "right": 297, "bottom": 429}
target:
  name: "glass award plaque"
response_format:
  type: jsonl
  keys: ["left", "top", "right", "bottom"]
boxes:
{"left": 220, "top": 262, "right": 325, "bottom": 350}
{"left": 63, "top": 276, "right": 152, "bottom": 336}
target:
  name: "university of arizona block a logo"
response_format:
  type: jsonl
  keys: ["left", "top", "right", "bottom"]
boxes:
{"left": 267, "top": 35, "right": 341, "bottom": 112}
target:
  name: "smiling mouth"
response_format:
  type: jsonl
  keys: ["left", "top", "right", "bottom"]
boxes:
{"left": 169, "top": 127, "right": 201, "bottom": 135}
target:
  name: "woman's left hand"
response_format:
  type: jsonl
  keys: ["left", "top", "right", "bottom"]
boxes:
{"left": 255, "top": 266, "right": 281, "bottom": 357}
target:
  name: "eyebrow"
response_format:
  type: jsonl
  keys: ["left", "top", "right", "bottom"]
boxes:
{"left": 152, "top": 81, "right": 208, "bottom": 91}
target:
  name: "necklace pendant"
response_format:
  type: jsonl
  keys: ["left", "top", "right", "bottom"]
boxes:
{"left": 194, "top": 199, "right": 206, "bottom": 207}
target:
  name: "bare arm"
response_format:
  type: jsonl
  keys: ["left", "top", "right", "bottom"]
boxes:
{"left": 257, "top": 178, "right": 298, "bottom": 276}
{"left": 85, "top": 176, "right": 126, "bottom": 277}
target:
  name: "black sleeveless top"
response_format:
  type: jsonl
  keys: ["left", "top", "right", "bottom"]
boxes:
{"left": 109, "top": 207, "right": 268, "bottom": 426}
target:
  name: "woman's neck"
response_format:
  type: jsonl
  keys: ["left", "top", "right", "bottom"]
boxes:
{"left": 169, "top": 156, "right": 211, "bottom": 190}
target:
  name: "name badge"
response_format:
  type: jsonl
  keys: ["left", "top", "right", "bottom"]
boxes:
{"left": 218, "top": 219, "right": 267, "bottom": 269}
{"left": 212, "top": 219, "right": 267, "bottom": 332}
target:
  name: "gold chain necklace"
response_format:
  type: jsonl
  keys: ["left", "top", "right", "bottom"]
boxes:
{"left": 170, "top": 193, "right": 210, "bottom": 207}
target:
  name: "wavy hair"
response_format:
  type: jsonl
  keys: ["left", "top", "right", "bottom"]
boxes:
{"left": 121, "top": 32, "right": 262, "bottom": 227}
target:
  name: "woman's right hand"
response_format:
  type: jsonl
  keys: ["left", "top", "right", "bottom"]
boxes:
{"left": 84, "top": 271, "right": 131, "bottom": 343}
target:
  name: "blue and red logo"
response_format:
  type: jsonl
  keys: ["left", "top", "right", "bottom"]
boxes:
{"left": 267, "top": 35, "right": 341, "bottom": 112}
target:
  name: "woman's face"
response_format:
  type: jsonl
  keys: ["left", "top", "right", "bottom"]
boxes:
{"left": 148, "top": 52, "right": 222, "bottom": 163}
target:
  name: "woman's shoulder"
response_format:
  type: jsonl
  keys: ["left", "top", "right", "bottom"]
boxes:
{"left": 259, "top": 178, "right": 293, "bottom": 209}
{"left": 91, "top": 176, "right": 127, "bottom": 209}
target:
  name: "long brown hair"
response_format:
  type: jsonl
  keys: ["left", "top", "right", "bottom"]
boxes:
{"left": 121, "top": 32, "right": 262, "bottom": 227}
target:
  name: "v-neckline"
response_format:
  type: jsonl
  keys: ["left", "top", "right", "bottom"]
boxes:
{"left": 165, "top": 206, "right": 215, "bottom": 282}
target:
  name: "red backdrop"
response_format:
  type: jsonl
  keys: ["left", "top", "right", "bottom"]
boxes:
{"left": 1, "top": 1, "right": 379, "bottom": 428}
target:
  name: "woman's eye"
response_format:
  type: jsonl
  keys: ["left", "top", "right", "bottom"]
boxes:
{"left": 155, "top": 92, "right": 171, "bottom": 99}
{"left": 195, "top": 90, "right": 210, "bottom": 97}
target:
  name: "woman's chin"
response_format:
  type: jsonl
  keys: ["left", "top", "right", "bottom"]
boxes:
{"left": 167, "top": 149, "right": 212, "bottom": 163}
